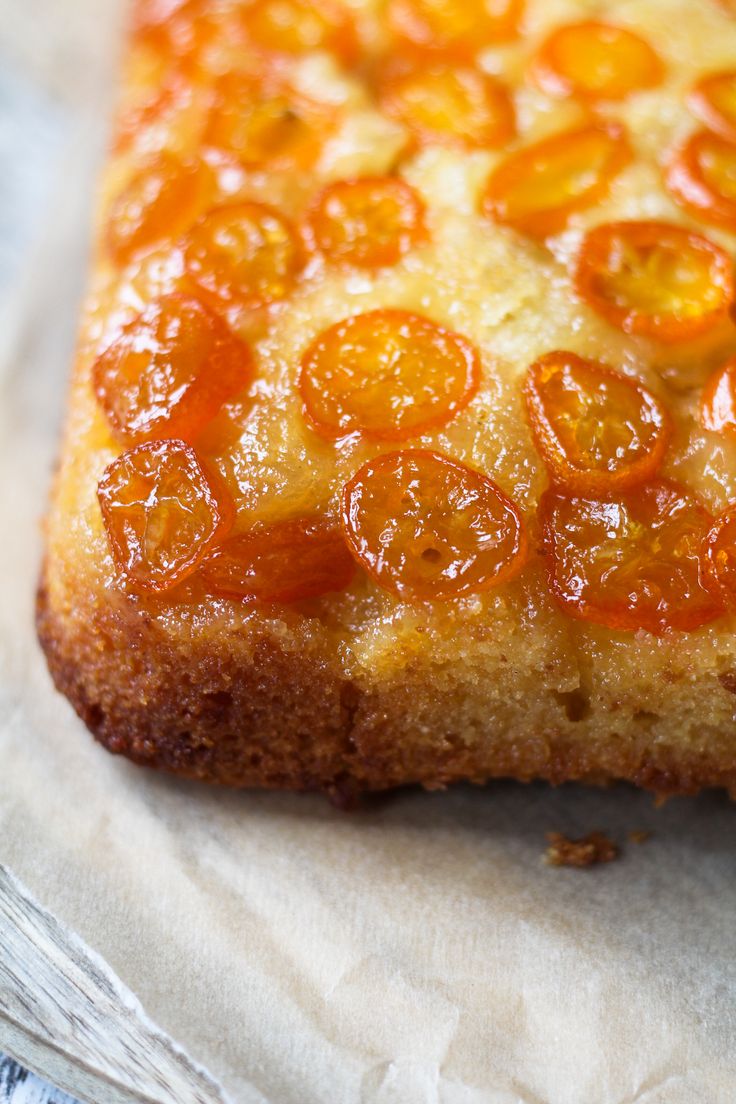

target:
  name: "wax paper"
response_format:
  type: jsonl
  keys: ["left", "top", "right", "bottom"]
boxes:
{"left": 1, "top": 2, "right": 736, "bottom": 1101}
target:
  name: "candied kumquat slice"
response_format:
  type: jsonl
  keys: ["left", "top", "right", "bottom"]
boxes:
{"left": 541, "top": 481, "right": 721, "bottom": 634}
{"left": 113, "top": 69, "right": 209, "bottom": 157}
{"left": 482, "top": 123, "right": 632, "bottom": 239}
{"left": 574, "top": 221, "right": 734, "bottom": 343}
{"left": 244, "top": 0, "right": 359, "bottom": 62}
{"left": 665, "top": 130, "right": 736, "bottom": 231}
{"left": 379, "top": 62, "right": 515, "bottom": 150}
{"left": 342, "top": 449, "right": 527, "bottom": 600}
{"left": 133, "top": 0, "right": 197, "bottom": 39}
{"left": 388, "top": 0, "right": 522, "bottom": 57}
{"left": 106, "top": 152, "right": 211, "bottom": 265}
{"left": 532, "top": 21, "right": 663, "bottom": 102}
{"left": 689, "top": 70, "right": 736, "bottom": 144}
{"left": 524, "top": 352, "right": 671, "bottom": 493}
{"left": 132, "top": 0, "right": 216, "bottom": 66}
{"left": 305, "top": 177, "right": 427, "bottom": 268}
{"left": 133, "top": 0, "right": 198, "bottom": 31}
{"left": 199, "top": 516, "right": 355, "bottom": 603}
{"left": 183, "top": 202, "right": 305, "bottom": 310}
{"left": 300, "top": 309, "right": 480, "bottom": 440}
{"left": 114, "top": 76, "right": 181, "bottom": 154}
{"left": 704, "top": 505, "right": 736, "bottom": 608}
{"left": 205, "top": 74, "right": 330, "bottom": 171}
{"left": 98, "top": 438, "right": 234, "bottom": 593}
{"left": 93, "top": 295, "right": 253, "bottom": 444}
{"left": 701, "top": 355, "right": 736, "bottom": 435}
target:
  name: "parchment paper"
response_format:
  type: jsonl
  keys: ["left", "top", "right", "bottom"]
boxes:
{"left": 1, "top": 3, "right": 736, "bottom": 1101}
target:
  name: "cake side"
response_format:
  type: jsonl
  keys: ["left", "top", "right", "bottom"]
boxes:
{"left": 37, "top": 551, "right": 736, "bottom": 797}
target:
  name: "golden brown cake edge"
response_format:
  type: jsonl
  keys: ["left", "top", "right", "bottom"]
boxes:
{"left": 36, "top": 571, "right": 736, "bottom": 799}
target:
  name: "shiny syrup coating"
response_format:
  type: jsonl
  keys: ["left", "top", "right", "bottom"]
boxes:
{"left": 97, "top": 438, "right": 234, "bottom": 592}
{"left": 666, "top": 130, "right": 736, "bottom": 232}
{"left": 199, "top": 516, "right": 355, "bottom": 603}
{"left": 524, "top": 351, "right": 671, "bottom": 493}
{"left": 574, "top": 220, "right": 735, "bottom": 342}
{"left": 113, "top": 73, "right": 186, "bottom": 155}
{"left": 93, "top": 294, "right": 253, "bottom": 443}
{"left": 304, "top": 177, "right": 427, "bottom": 269}
{"left": 341, "top": 449, "right": 527, "bottom": 600}
{"left": 704, "top": 505, "right": 736, "bottom": 608}
{"left": 701, "top": 355, "right": 736, "bottom": 435}
{"left": 91, "top": 0, "right": 736, "bottom": 633}
{"left": 531, "top": 21, "right": 664, "bottom": 102}
{"left": 132, "top": 0, "right": 207, "bottom": 55}
{"left": 689, "top": 69, "right": 736, "bottom": 143}
{"left": 379, "top": 61, "right": 515, "bottom": 151}
{"left": 242, "top": 0, "right": 359, "bottom": 63}
{"left": 133, "top": 0, "right": 204, "bottom": 35}
{"left": 387, "top": 0, "right": 522, "bottom": 57}
{"left": 204, "top": 72, "right": 334, "bottom": 171}
{"left": 481, "top": 123, "right": 632, "bottom": 239}
{"left": 540, "top": 480, "right": 721, "bottom": 634}
{"left": 106, "top": 152, "right": 212, "bottom": 265}
{"left": 299, "top": 309, "right": 480, "bottom": 440}
{"left": 183, "top": 202, "right": 306, "bottom": 310}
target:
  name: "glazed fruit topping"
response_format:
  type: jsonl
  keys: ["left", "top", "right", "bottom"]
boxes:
{"left": 133, "top": 0, "right": 201, "bottom": 33}
{"left": 93, "top": 295, "right": 253, "bottom": 444}
{"left": 689, "top": 70, "right": 736, "bottom": 144}
{"left": 379, "top": 62, "right": 515, "bottom": 150}
{"left": 299, "top": 309, "right": 480, "bottom": 439}
{"left": 106, "top": 152, "right": 211, "bottom": 265}
{"left": 133, "top": 0, "right": 193, "bottom": 26}
{"left": 387, "top": 0, "right": 522, "bottom": 57}
{"left": 183, "top": 202, "right": 305, "bottom": 310}
{"left": 532, "top": 21, "right": 664, "bottom": 102}
{"left": 701, "top": 355, "right": 736, "bottom": 435}
{"left": 205, "top": 74, "right": 331, "bottom": 171}
{"left": 242, "top": 0, "right": 358, "bottom": 62}
{"left": 199, "top": 516, "right": 355, "bottom": 603}
{"left": 574, "top": 220, "right": 734, "bottom": 343}
{"left": 98, "top": 438, "right": 234, "bottom": 592}
{"left": 541, "top": 480, "right": 720, "bottom": 634}
{"left": 524, "top": 352, "right": 671, "bottom": 493}
{"left": 482, "top": 123, "right": 632, "bottom": 239}
{"left": 665, "top": 130, "right": 736, "bottom": 231}
{"left": 342, "top": 449, "right": 527, "bottom": 600}
{"left": 114, "top": 74, "right": 187, "bottom": 154}
{"left": 704, "top": 505, "right": 736, "bottom": 608}
{"left": 132, "top": 0, "right": 205, "bottom": 54}
{"left": 305, "top": 177, "right": 427, "bottom": 269}
{"left": 94, "top": 0, "right": 736, "bottom": 634}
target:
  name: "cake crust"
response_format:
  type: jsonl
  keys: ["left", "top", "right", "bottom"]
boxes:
{"left": 36, "top": 578, "right": 736, "bottom": 798}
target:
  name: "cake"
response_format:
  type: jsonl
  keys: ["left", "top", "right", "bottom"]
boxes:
{"left": 38, "top": 0, "right": 736, "bottom": 797}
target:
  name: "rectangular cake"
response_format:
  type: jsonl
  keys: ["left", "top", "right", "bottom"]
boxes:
{"left": 38, "top": 0, "right": 736, "bottom": 797}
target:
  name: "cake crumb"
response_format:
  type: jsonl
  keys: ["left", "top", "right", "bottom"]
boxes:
{"left": 545, "top": 831, "right": 619, "bottom": 868}
{"left": 628, "top": 829, "right": 652, "bottom": 845}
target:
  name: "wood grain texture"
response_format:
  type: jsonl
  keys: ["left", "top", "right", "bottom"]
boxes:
{"left": 0, "top": 866, "right": 231, "bottom": 1104}
{"left": 0, "top": 1054, "right": 78, "bottom": 1103}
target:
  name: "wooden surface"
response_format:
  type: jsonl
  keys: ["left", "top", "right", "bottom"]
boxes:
{"left": 0, "top": 1055, "right": 78, "bottom": 1104}
{"left": 0, "top": 867, "right": 229, "bottom": 1104}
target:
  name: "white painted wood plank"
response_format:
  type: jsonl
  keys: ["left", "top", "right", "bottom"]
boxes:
{"left": 0, "top": 1054, "right": 78, "bottom": 1104}
{"left": 0, "top": 867, "right": 231, "bottom": 1104}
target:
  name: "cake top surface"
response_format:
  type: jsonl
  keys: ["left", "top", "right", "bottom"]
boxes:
{"left": 53, "top": 0, "right": 736, "bottom": 678}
